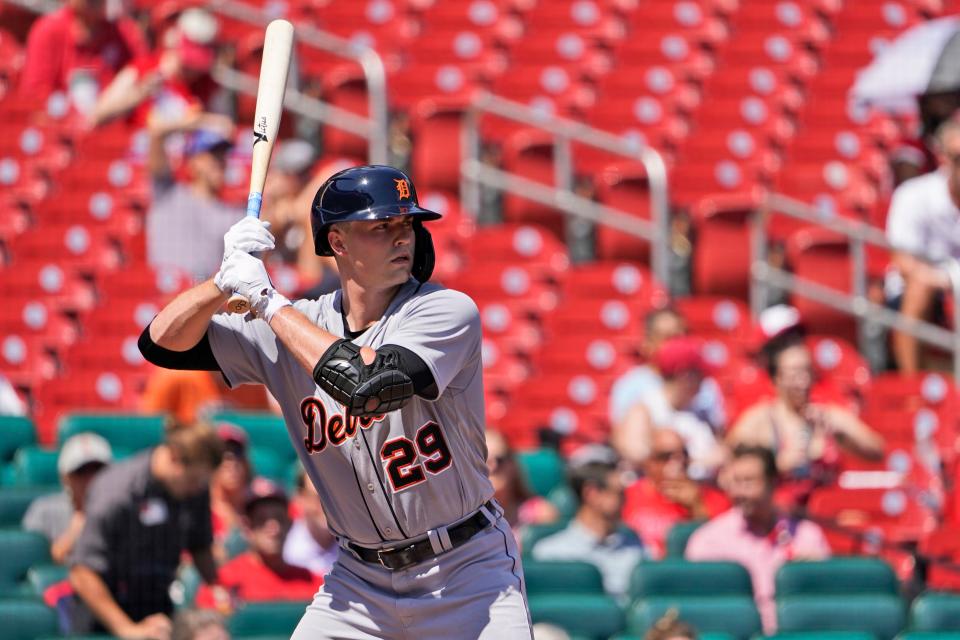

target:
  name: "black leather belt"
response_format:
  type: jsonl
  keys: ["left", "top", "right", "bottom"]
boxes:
{"left": 348, "top": 501, "right": 497, "bottom": 571}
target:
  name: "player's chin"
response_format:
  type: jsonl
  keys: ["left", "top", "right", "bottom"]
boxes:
{"left": 385, "top": 260, "right": 413, "bottom": 284}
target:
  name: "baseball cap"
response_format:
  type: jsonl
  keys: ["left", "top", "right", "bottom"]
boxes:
{"left": 177, "top": 8, "right": 219, "bottom": 72}
{"left": 58, "top": 433, "right": 113, "bottom": 476}
{"left": 273, "top": 140, "right": 317, "bottom": 176}
{"left": 243, "top": 477, "right": 288, "bottom": 514}
{"left": 216, "top": 422, "right": 248, "bottom": 456}
{"left": 655, "top": 336, "right": 709, "bottom": 378}
{"left": 185, "top": 129, "right": 232, "bottom": 157}
{"left": 751, "top": 304, "right": 805, "bottom": 352}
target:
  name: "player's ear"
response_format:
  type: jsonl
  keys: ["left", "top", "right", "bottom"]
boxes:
{"left": 328, "top": 226, "right": 347, "bottom": 256}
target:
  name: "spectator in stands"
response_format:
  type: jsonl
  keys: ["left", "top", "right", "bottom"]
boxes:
{"left": 609, "top": 307, "right": 725, "bottom": 433}
{"left": 613, "top": 336, "right": 723, "bottom": 480}
{"left": 171, "top": 609, "right": 228, "bottom": 640}
{"left": 531, "top": 452, "right": 645, "bottom": 601}
{"left": 90, "top": 8, "right": 222, "bottom": 128}
{"left": 145, "top": 112, "right": 242, "bottom": 283}
{"left": 19, "top": 0, "right": 146, "bottom": 112}
{"left": 23, "top": 433, "right": 113, "bottom": 564}
{"left": 728, "top": 311, "right": 883, "bottom": 509}
{"left": 210, "top": 424, "right": 253, "bottom": 559}
{"left": 196, "top": 478, "right": 321, "bottom": 609}
{"left": 140, "top": 367, "right": 275, "bottom": 424}
{"left": 69, "top": 422, "right": 225, "bottom": 638}
{"left": 622, "top": 429, "right": 729, "bottom": 559}
{"left": 644, "top": 611, "right": 698, "bottom": 640}
{"left": 685, "top": 445, "right": 831, "bottom": 634}
{"left": 887, "top": 112, "right": 960, "bottom": 373}
{"left": 283, "top": 471, "right": 338, "bottom": 577}
{"left": 486, "top": 430, "right": 559, "bottom": 546}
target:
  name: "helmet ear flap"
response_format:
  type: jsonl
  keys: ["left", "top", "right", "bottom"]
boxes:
{"left": 411, "top": 220, "right": 435, "bottom": 283}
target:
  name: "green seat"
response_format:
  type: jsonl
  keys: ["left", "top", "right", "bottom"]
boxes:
{"left": 528, "top": 593, "right": 625, "bottom": 640}
{"left": 777, "top": 594, "right": 906, "bottom": 640}
{"left": 521, "top": 522, "right": 568, "bottom": 556}
{"left": 0, "top": 416, "right": 36, "bottom": 462}
{"left": 760, "top": 633, "right": 878, "bottom": 640}
{"left": 11, "top": 446, "right": 60, "bottom": 487}
{"left": 0, "top": 487, "right": 56, "bottom": 527}
{"left": 516, "top": 448, "right": 565, "bottom": 497}
{"left": 776, "top": 558, "right": 897, "bottom": 597}
{"left": 26, "top": 564, "right": 69, "bottom": 596}
{"left": 524, "top": 560, "right": 605, "bottom": 595}
{"left": 250, "top": 447, "right": 286, "bottom": 483}
{"left": 58, "top": 413, "right": 165, "bottom": 453}
{"left": 0, "top": 529, "right": 51, "bottom": 596}
{"left": 628, "top": 596, "right": 762, "bottom": 640}
{"left": 211, "top": 411, "right": 295, "bottom": 463}
{"left": 910, "top": 592, "right": 960, "bottom": 631}
{"left": 0, "top": 598, "right": 59, "bottom": 639}
{"left": 630, "top": 560, "right": 752, "bottom": 599}
{"left": 228, "top": 600, "right": 308, "bottom": 637}
{"left": 897, "top": 633, "right": 960, "bottom": 640}
{"left": 612, "top": 634, "right": 735, "bottom": 640}
{"left": 665, "top": 520, "right": 705, "bottom": 558}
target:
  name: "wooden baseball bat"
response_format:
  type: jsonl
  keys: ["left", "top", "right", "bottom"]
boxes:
{"left": 226, "top": 18, "right": 295, "bottom": 314}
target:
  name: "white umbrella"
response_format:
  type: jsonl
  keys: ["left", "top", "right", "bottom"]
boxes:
{"left": 850, "top": 15, "right": 960, "bottom": 113}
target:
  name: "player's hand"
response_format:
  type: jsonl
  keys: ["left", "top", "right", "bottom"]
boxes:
{"left": 222, "top": 216, "right": 275, "bottom": 264}
{"left": 215, "top": 251, "right": 291, "bottom": 321}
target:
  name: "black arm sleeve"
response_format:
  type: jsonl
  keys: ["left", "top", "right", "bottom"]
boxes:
{"left": 138, "top": 323, "right": 222, "bottom": 372}
{"left": 378, "top": 345, "right": 439, "bottom": 400}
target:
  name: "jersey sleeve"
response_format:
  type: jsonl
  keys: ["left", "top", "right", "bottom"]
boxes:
{"left": 385, "top": 289, "right": 481, "bottom": 397}
{"left": 206, "top": 311, "right": 282, "bottom": 388}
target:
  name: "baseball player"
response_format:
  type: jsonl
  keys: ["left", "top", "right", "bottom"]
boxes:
{"left": 139, "top": 165, "right": 533, "bottom": 639}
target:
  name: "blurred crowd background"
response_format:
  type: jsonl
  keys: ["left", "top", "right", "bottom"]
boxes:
{"left": 3, "top": 0, "right": 960, "bottom": 639}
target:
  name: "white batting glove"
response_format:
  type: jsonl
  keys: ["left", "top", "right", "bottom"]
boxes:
{"left": 222, "top": 217, "right": 275, "bottom": 263}
{"left": 214, "top": 252, "right": 291, "bottom": 322}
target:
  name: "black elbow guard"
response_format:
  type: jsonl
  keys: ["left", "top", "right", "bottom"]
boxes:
{"left": 313, "top": 339, "right": 414, "bottom": 417}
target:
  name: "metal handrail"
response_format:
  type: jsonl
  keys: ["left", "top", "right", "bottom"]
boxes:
{"left": 460, "top": 91, "right": 672, "bottom": 286}
{"left": 751, "top": 191, "right": 960, "bottom": 380}
{"left": 207, "top": 0, "right": 389, "bottom": 164}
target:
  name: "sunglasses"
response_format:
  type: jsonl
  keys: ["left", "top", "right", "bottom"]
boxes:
{"left": 651, "top": 449, "right": 687, "bottom": 462}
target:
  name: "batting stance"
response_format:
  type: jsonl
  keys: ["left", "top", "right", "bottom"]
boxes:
{"left": 139, "top": 165, "right": 533, "bottom": 639}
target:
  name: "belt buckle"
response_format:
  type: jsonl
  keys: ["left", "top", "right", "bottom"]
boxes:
{"left": 376, "top": 547, "right": 395, "bottom": 570}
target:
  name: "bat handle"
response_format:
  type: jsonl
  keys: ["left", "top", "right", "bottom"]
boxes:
{"left": 225, "top": 192, "right": 264, "bottom": 314}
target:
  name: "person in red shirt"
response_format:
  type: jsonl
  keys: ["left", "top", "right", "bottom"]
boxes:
{"left": 90, "top": 7, "right": 220, "bottom": 128}
{"left": 196, "top": 477, "right": 321, "bottom": 609}
{"left": 19, "top": 0, "right": 145, "bottom": 108}
{"left": 623, "top": 429, "right": 729, "bottom": 559}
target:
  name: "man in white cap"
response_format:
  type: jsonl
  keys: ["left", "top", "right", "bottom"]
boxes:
{"left": 22, "top": 433, "right": 113, "bottom": 564}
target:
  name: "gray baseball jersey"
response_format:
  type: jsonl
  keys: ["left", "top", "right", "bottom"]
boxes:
{"left": 207, "top": 279, "right": 494, "bottom": 545}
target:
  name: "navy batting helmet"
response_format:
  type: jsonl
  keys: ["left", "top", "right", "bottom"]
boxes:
{"left": 310, "top": 165, "right": 441, "bottom": 282}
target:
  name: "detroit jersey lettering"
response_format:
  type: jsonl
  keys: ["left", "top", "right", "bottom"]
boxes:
{"left": 207, "top": 280, "right": 493, "bottom": 545}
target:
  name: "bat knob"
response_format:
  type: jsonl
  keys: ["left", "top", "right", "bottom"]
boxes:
{"left": 226, "top": 295, "right": 250, "bottom": 314}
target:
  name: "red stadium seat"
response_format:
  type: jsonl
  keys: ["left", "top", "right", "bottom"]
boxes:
{"left": 674, "top": 295, "right": 751, "bottom": 342}
{"left": 689, "top": 192, "right": 759, "bottom": 298}
{"left": 592, "top": 162, "right": 654, "bottom": 263}
{"left": 560, "top": 261, "right": 667, "bottom": 305}
{"left": 3, "top": 262, "right": 96, "bottom": 312}
{"left": 409, "top": 98, "right": 467, "bottom": 193}
{"left": 785, "top": 228, "right": 858, "bottom": 343}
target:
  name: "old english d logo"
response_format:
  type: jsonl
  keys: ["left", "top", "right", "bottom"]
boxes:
{"left": 394, "top": 178, "right": 411, "bottom": 199}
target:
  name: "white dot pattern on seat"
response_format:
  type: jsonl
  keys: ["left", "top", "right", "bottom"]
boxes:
{"left": 3, "top": 336, "right": 26, "bottom": 364}
{"left": 89, "top": 192, "right": 113, "bottom": 220}
{"left": 550, "top": 407, "right": 578, "bottom": 434}
{"left": 96, "top": 372, "right": 122, "bottom": 402}
{"left": 22, "top": 302, "right": 47, "bottom": 330}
